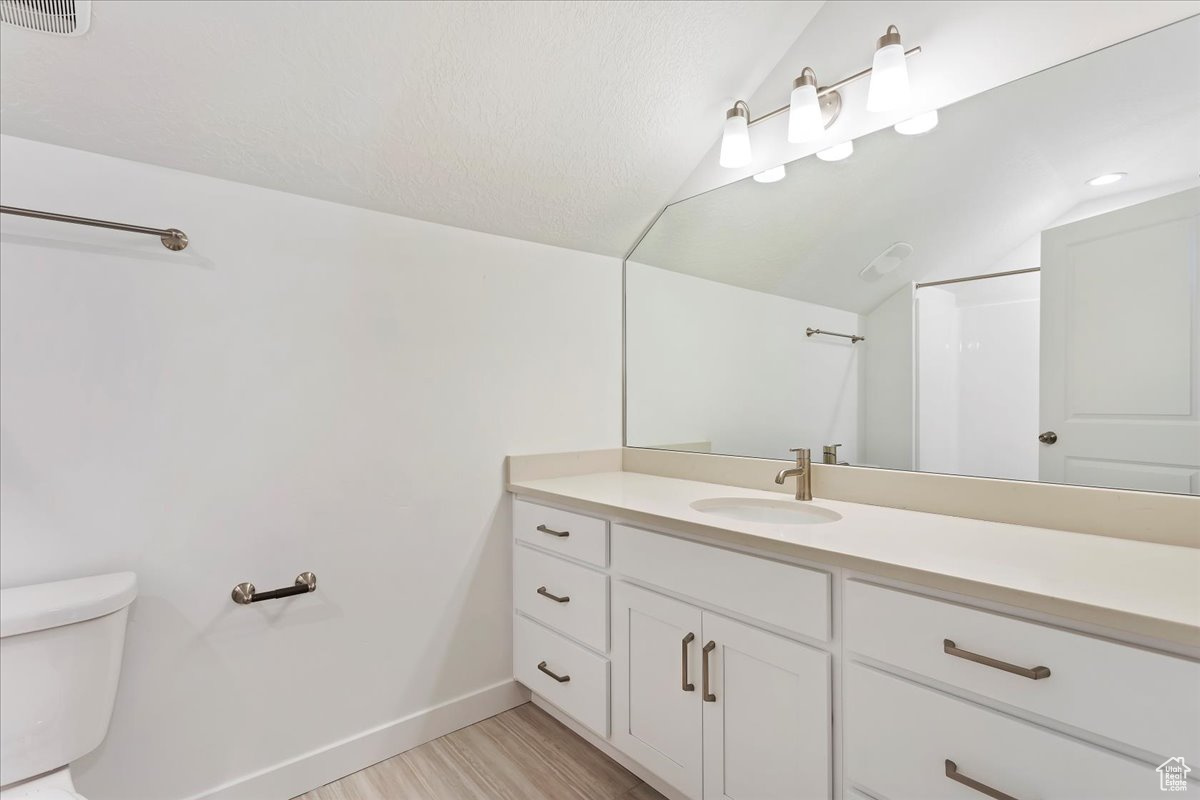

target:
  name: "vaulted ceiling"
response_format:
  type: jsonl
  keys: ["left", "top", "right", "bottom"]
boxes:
{"left": 0, "top": 0, "right": 822, "bottom": 257}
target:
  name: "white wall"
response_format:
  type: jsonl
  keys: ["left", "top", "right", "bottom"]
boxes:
{"left": 915, "top": 288, "right": 960, "bottom": 474}
{"left": 626, "top": 262, "right": 861, "bottom": 461}
{"left": 957, "top": 294, "right": 1040, "bottom": 480}
{"left": 0, "top": 136, "right": 621, "bottom": 800}
{"left": 916, "top": 274, "right": 1040, "bottom": 481}
{"left": 674, "top": 0, "right": 1200, "bottom": 200}
{"left": 862, "top": 285, "right": 915, "bottom": 469}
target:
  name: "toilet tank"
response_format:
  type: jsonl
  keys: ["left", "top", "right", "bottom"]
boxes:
{"left": 0, "top": 572, "right": 137, "bottom": 787}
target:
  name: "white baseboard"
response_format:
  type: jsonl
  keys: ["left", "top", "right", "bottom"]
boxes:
{"left": 191, "top": 680, "right": 530, "bottom": 800}
{"left": 530, "top": 694, "right": 688, "bottom": 800}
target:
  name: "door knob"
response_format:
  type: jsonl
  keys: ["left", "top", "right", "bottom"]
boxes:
{"left": 1038, "top": 431, "right": 1058, "bottom": 444}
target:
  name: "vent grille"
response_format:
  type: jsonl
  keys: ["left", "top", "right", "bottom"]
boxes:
{"left": 1, "top": 0, "right": 91, "bottom": 36}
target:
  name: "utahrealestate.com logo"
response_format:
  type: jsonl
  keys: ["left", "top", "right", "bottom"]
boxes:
{"left": 1159, "top": 757, "right": 1192, "bottom": 792}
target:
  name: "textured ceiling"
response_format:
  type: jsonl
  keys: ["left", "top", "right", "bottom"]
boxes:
{"left": 630, "top": 16, "right": 1200, "bottom": 314}
{"left": 0, "top": 0, "right": 822, "bottom": 257}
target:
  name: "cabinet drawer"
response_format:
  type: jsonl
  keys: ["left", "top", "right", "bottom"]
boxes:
{"left": 514, "top": 498, "right": 608, "bottom": 567}
{"left": 611, "top": 524, "right": 830, "bottom": 641}
{"left": 515, "top": 615, "right": 609, "bottom": 737}
{"left": 514, "top": 544, "right": 608, "bottom": 652}
{"left": 844, "top": 580, "right": 1200, "bottom": 764}
{"left": 845, "top": 663, "right": 1162, "bottom": 800}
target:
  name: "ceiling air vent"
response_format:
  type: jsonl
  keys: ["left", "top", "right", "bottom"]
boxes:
{"left": 1, "top": 0, "right": 91, "bottom": 36}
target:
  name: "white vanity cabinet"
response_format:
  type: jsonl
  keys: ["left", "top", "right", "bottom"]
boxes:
{"left": 510, "top": 495, "right": 1200, "bottom": 800}
{"left": 845, "top": 663, "right": 1162, "bottom": 800}
{"left": 610, "top": 581, "right": 832, "bottom": 800}
{"left": 511, "top": 500, "right": 613, "bottom": 738}
{"left": 844, "top": 580, "right": 1200, "bottom": 767}
{"left": 700, "top": 611, "right": 831, "bottom": 800}
{"left": 610, "top": 582, "right": 704, "bottom": 797}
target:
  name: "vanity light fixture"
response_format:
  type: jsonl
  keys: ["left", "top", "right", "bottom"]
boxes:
{"left": 894, "top": 109, "right": 938, "bottom": 135}
{"left": 718, "top": 25, "right": 920, "bottom": 168}
{"left": 788, "top": 68, "right": 825, "bottom": 143}
{"left": 720, "top": 101, "right": 753, "bottom": 168}
{"left": 753, "top": 165, "right": 787, "bottom": 183}
{"left": 816, "top": 141, "right": 854, "bottom": 162}
{"left": 1086, "top": 172, "right": 1126, "bottom": 186}
{"left": 866, "top": 25, "right": 911, "bottom": 112}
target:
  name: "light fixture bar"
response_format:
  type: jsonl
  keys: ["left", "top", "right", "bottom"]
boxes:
{"left": 746, "top": 45, "right": 921, "bottom": 127}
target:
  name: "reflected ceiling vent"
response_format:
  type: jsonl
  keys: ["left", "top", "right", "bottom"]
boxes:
{"left": 859, "top": 242, "right": 914, "bottom": 282}
{"left": 1, "top": 0, "right": 90, "bottom": 36}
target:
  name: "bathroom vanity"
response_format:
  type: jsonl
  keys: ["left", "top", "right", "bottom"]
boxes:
{"left": 507, "top": 455, "right": 1200, "bottom": 800}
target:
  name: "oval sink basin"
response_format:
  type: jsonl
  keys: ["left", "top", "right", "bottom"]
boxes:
{"left": 690, "top": 497, "right": 842, "bottom": 525}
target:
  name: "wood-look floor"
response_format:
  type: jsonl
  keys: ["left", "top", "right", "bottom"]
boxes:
{"left": 295, "top": 703, "right": 665, "bottom": 800}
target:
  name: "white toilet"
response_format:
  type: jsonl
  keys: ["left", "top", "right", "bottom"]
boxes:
{"left": 0, "top": 572, "right": 137, "bottom": 800}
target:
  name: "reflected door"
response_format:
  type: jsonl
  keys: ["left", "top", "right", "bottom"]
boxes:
{"left": 1040, "top": 188, "right": 1200, "bottom": 493}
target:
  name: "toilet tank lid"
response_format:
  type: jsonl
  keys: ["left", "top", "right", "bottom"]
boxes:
{"left": 1, "top": 572, "right": 137, "bottom": 638}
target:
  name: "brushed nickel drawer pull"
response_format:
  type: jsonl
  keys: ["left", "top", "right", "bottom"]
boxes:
{"left": 536, "top": 586, "right": 570, "bottom": 603}
{"left": 944, "top": 639, "right": 1051, "bottom": 680}
{"left": 681, "top": 633, "right": 695, "bottom": 692}
{"left": 702, "top": 640, "right": 717, "bottom": 702}
{"left": 945, "top": 760, "right": 1021, "bottom": 800}
{"left": 537, "top": 661, "right": 570, "bottom": 683}
{"left": 536, "top": 524, "right": 569, "bottom": 538}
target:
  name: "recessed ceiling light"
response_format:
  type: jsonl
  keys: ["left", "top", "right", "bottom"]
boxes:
{"left": 816, "top": 141, "right": 854, "bottom": 162}
{"left": 894, "top": 110, "right": 938, "bottom": 135}
{"left": 1086, "top": 172, "right": 1126, "bottom": 186}
{"left": 753, "top": 165, "right": 787, "bottom": 183}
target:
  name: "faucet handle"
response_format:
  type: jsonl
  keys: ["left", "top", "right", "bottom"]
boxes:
{"left": 789, "top": 447, "right": 811, "bottom": 458}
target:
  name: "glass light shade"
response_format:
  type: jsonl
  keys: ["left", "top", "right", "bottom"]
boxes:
{"left": 815, "top": 140, "right": 854, "bottom": 162}
{"left": 894, "top": 109, "right": 938, "bottom": 135}
{"left": 753, "top": 165, "right": 786, "bottom": 183}
{"left": 787, "top": 83, "right": 824, "bottom": 143}
{"left": 720, "top": 113, "right": 752, "bottom": 168}
{"left": 866, "top": 42, "right": 910, "bottom": 112}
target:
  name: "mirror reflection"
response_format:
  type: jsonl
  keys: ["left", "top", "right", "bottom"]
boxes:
{"left": 626, "top": 18, "right": 1200, "bottom": 495}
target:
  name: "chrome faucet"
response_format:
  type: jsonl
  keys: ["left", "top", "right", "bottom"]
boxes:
{"left": 775, "top": 448, "right": 812, "bottom": 501}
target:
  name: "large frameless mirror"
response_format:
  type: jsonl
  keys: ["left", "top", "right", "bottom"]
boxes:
{"left": 625, "top": 17, "right": 1200, "bottom": 495}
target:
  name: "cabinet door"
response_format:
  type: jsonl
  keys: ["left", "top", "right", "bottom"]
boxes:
{"left": 612, "top": 581, "right": 703, "bottom": 799}
{"left": 701, "top": 612, "right": 831, "bottom": 800}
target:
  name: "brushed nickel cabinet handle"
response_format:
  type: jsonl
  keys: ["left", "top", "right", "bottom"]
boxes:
{"left": 944, "top": 639, "right": 1050, "bottom": 680}
{"left": 681, "top": 633, "right": 695, "bottom": 692}
{"left": 536, "top": 524, "right": 569, "bottom": 538}
{"left": 945, "top": 760, "right": 1021, "bottom": 800}
{"left": 537, "top": 661, "right": 570, "bottom": 683}
{"left": 536, "top": 586, "right": 570, "bottom": 603}
{"left": 702, "top": 640, "right": 716, "bottom": 702}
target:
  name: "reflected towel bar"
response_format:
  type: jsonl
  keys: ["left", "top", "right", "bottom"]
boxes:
{"left": 0, "top": 205, "right": 189, "bottom": 251}
{"left": 231, "top": 572, "right": 317, "bottom": 604}
{"left": 806, "top": 327, "right": 865, "bottom": 344}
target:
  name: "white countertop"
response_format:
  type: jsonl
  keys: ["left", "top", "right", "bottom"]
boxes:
{"left": 509, "top": 470, "right": 1200, "bottom": 647}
